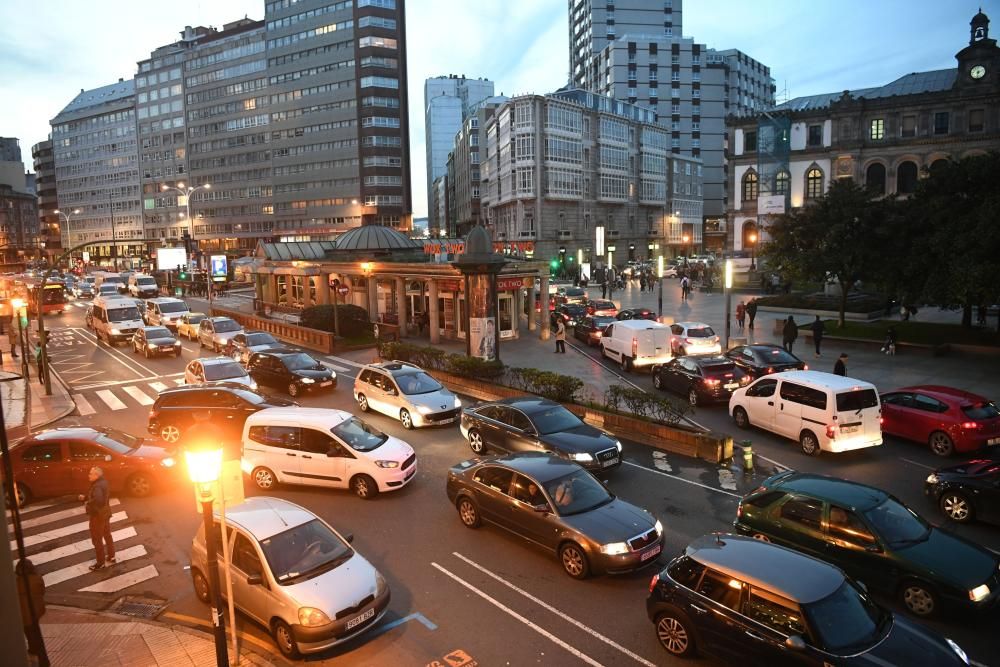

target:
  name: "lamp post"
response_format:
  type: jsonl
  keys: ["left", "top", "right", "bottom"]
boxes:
{"left": 54, "top": 209, "right": 81, "bottom": 260}
{"left": 161, "top": 182, "right": 212, "bottom": 270}
{"left": 724, "top": 259, "right": 734, "bottom": 350}
{"left": 748, "top": 232, "right": 758, "bottom": 270}
{"left": 657, "top": 255, "right": 664, "bottom": 319}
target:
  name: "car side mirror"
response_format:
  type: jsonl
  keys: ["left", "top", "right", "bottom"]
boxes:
{"left": 343, "top": 533, "right": 354, "bottom": 543}
{"left": 533, "top": 504, "right": 550, "bottom": 514}
{"left": 785, "top": 635, "right": 807, "bottom": 651}
{"left": 524, "top": 427, "right": 536, "bottom": 437}
{"left": 246, "top": 573, "right": 263, "bottom": 586}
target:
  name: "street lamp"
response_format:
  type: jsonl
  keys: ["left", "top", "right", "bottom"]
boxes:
{"left": 682, "top": 234, "right": 691, "bottom": 265}
{"left": 724, "top": 259, "right": 734, "bottom": 350}
{"left": 161, "top": 182, "right": 211, "bottom": 268}
{"left": 748, "top": 232, "right": 758, "bottom": 270}
{"left": 54, "top": 209, "right": 81, "bottom": 261}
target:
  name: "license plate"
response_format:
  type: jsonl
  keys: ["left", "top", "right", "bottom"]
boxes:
{"left": 988, "top": 437, "right": 1000, "bottom": 446}
{"left": 320, "top": 381, "right": 333, "bottom": 387}
{"left": 724, "top": 383, "right": 738, "bottom": 390}
{"left": 601, "top": 458, "right": 618, "bottom": 468}
{"left": 841, "top": 426, "right": 859, "bottom": 434}
{"left": 346, "top": 608, "right": 375, "bottom": 630}
{"left": 641, "top": 544, "right": 662, "bottom": 561}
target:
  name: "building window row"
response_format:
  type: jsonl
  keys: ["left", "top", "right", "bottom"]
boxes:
{"left": 190, "top": 150, "right": 271, "bottom": 170}
{"left": 273, "top": 157, "right": 358, "bottom": 176}
{"left": 544, "top": 136, "right": 582, "bottom": 164}
{"left": 189, "top": 114, "right": 269, "bottom": 137}
{"left": 358, "top": 16, "right": 397, "bottom": 29}
{"left": 363, "top": 195, "right": 403, "bottom": 206}
{"left": 185, "top": 39, "right": 265, "bottom": 72}
{"left": 599, "top": 174, "right": 628, "bottom": 200}
{"left": 358, "top": 0, "right": 396, "bottom": 8}
{"left": 364, "top": 175, "right": 402, "bottom": 186}
{"left": 268, "top": 59, "right": 355, "bottom": 85}
{"left": 599, "top": 116, "right": 628, "bottom": 143}
{"left": 271, "top": 118, "right": 356, "bottom": 139}
{"left": 268, "top": 79, "right": 353, "bottom": 104}
{"left": 599, "top": 144, "right": 628, "bottom": 171}
{"left": 137, "top": 101, "right": 183, "bottom": 119}
{"left": 361, "top": 95, "right": 399, "bottom": 109}
{"left": 189, "top": 133, "right": 269, "bottom": 154}
{"left": 360, "top": 56, "right": 397, "bottom": 69}
{"left": 274, "top": 177, "right": 359, "bottom": 193}
{"left": 361, "top": 116, "right": 399, "bottom": 128}
{"left": 546, "top": 104, "right": 582, "bottom": 133}
{"left": 277, "top": 198, "right": 354, "bottom": 212}
{"left": 188, "top": 96, "right": 269, "bottom": 122}
{"left": 52, "top": 111, "right": 134, "bottom": 136}
{"left": 137, "top": 68, "right": 181, "bottom": 88}
{"left": 272, "top": 139, "right": 358, "bottom": 157}
{"left": 268, "top": 39, "right": 353, "bottom": 67}
{"left": 266, "top": 20, "right": 354, "bottom": 49}
{"left": 265, "top": 1, "right": 352, "bottom": 31}
{"left": 186, "top": 78, "right": 267, "bottom": 105}
{"left": 362, "top": 155, "right": 401, "bottom": 168}
{"left": 358, "top": 35, "right": 397, "bottom": 49}
{"left": 360, "top": 75, "right": 399, "bottom": 89}
{"left": 188, "top": 167, "right": 271, "bottom": 185}
{"left": 545, "top": 167, "right": 583, "bottom": 198}
{"left": 186, "top": 60, "right": 267, "bottom": 88}
{"left": 270, "top": 100, "right": 357, "bottom": 123}
{"left": 361, "top": 135, "right": 401, "bottom": 147}
{"left": 137, "top": 84, "right": 183, "bottom": 105}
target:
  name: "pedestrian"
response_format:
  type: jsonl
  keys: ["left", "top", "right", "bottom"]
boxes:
{"left": 833, "top": 353, "right": 848, "bottom": 376}
{"left": 977, "top": 304, "right": 987, "bottom": 327}
{"left": 782, "top": 315, "right": 798, "bottom": 353}
{"left": 33, "top": 340, "right": 43, "bottom": 379}
{"left": 639, "top": 274, "right": 647, "bottom": 292}
{"left": 734, "top": 301, "right": 746, "bottom": 331}
{"left": 600, "top": 280, "right": 607, "bottom": 299}
{"left": 7, "top": 315, "right": 18, "bottom": 358}
{"left": 554, "top": 318, "right": 566, "bottom": 354}
{"left": 680, "top": 275, "right": 690, "bottom": 302}
{"left": 746, "top": 299, "right": 757, "bottom": 331}
{"left": 79, "top": 466, "right": 115, "bottom": 570}
{"left": 882, "top": 326, "right": 897, "bottom": 356}
{"left": 810, "top": 315, "right": 824, "bottom": 358}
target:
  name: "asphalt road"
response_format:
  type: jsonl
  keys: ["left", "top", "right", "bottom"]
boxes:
{"left": 16, "top": 297, "right": 1000, "bottom": 666}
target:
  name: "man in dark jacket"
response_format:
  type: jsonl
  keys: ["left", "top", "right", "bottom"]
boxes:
{"left": 833, "top": 353, "right": 849, "bottom": 376}
{"left": 79, "top": 467, "right": 115, "bottom": 570}
{"left": 782, "top": 316, "right": 798, "bottom": 353}
{"left": 746, "top": 299, "right": 758, "bottom": 331}
{"left": 810, "top": 315, "right": 825, "bottom": 358}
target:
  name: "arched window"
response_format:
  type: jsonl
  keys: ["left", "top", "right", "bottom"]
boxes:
{"left": 775, "top": 170, "right": 790, "bottom": 195}
{"left": 930, "top": 158, "right": 949, "bottom": 173}
{"left": 897, "top": 161, "right": 918, "bottom": 194}
{"left": 805, "top": 167, "right": 823, "bottom": 199}
{"left": 865, "top": 163, "right": 886, "bottom": 195}
{"left": 742, "top": 171, "right": 758, "bottom": 202}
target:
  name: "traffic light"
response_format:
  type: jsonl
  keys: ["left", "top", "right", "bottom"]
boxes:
{"left": 182, "top": 230, "right": 193, "bottom": 256}
{"left": 549, "top": 258, "right": 559, "bottom": 271}
{"left": 178, "top": 267, "right": 189, "bottom": 281}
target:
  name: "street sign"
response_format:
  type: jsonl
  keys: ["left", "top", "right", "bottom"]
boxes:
{"left": 338, "top": 285, "right": 349, "bottom": 296}
{"left": 211, "top": 254, "right": 228, "bottom": 282}
{"left": 82, "top": 251, "right": 90, "bottom": 263}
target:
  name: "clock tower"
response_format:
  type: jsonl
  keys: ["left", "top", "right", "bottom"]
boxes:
{"left": 955, "top": 9, "right": 1000, "bottom": 88}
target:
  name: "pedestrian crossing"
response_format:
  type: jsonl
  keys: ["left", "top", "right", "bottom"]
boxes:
{"left": 72, "top": 377, "right": 187, "bottom": 416}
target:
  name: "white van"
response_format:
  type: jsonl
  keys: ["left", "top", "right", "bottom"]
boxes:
{"left": 145, "top": 297, "right": 189, "bottom": 328}
{"left": 600, "top": 319, "right": 672, "bottom": 371}
{"left": 241, "top": 407, "right": 417, "bottom": 499}
{"left": 91, "top": 295, "right": 145, "bottom": 345}
{"left": 728, "top": 370, "right": 883, "bottom": 455}
{"left": 128, "top": 273, "right": 159, "bottom": 298}
{"left": 94, "top": 271, "right": 126, "bottom": 294}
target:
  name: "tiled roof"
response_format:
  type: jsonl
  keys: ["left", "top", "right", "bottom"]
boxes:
{"left": 57, "top": 80, "right": 135, "bottom": 116}
{"left": 774, "top": 69, "right": 957, "bottom": 112}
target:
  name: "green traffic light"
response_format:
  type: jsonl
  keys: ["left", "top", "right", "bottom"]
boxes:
{"left": 550, "top": 259, "right": 559, "bottom": 269}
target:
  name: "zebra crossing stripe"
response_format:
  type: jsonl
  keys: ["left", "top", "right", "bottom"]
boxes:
{"left": 95, "top": 389, "right": 128, "bottom": 411}
{"left": 14, "top": 499, "right": 121, "bottom": 531}
{"left": 15, "top": 511, "right": 128, "bottom": 550}
{"left": 321, "top": 361, "right": 350, "bottom": 373}
{"left": 22, "top": 527, "right": 137, "bottom": 567}
{"left": 43, "top": 544, "right": 147, "bottom": 586}
{"left": 122, "top": 385, "right": 154, "bottom": 406}
{"left": 6, "top": 498, "right": 63, "bottom": 519}
{"left": 325, "top": 354, "right": 363, "bottom": 369}
{"left": 78, "top": 564, "right": 158, "bottom": 593}
{"left": 148, "top": 381, "right": 169, "bottom": 393}
{"left": 74, "top": 394, "right": 96, "bottom": 416}
{"left": 173, "top": 378, "right": 185, "bottom": 385}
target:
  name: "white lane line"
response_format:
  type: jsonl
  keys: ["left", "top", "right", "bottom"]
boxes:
{"left": 75, "top": 372, "right": 185, "bottom": 391}
{"left": 43, "top": 544, "right": 147, "bottom": 586}
{"left": 21, "top": 527, "right": 137, "bottom": 567}
{"left": 325, "top": 354, "right": 363, "bottom": 369}
{"left": 71, "top": 327, "right": 159, "bottom": 378}
{"left": 6, "top": 498, "right": 64, "bottom": 518}
{"left": 452, "top": 552, "right": 656, "bottom": 667}
{"left": 78, "top": 564, "right": 159, "bottom": 593}
{"left": 14, "top": 499, "right": 121, "bottom": 530}
{"left": 95, "top": 389, "right": 128, "bottom": 411}
{"left": 122, "top": 385, "right": 154, "bottom": 406}
{"left": 74, "top": 394, "right": 96, "bottom": 416}
{"left": 320, "top": 361, "right": 351, "bottom": 373}
{"left": 622, "top": 460, "right": 740, "bottom": 498}
{"left": 900, "top": 457, "right": 935, "bottom": 471}
{"left": 431, "top": 562, "right": 604, "bottom": 667}
{"left": 173, "top": 378, "right": 186, "bottom": 385}
{"left": 15, "top": 511, "right": 128, "bottom": 550}
{"left": 148, "top": 381, "right": 169, "bottom": 393}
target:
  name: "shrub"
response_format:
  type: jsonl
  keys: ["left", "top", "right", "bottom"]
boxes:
{"left": 506, "top": 367, "right": 584, "bottom": 403}
{"left": 755, "top": 293, "right": 888, "bottom": 314}
{"left": 604, "top": 384, "right": 691, "bottom": 426}
{"left": 300, "top": 304, "right": 370, "bottom": 337}
{"left": 446, "top": 354, "right": 505, "bottom": 379}
{"left": 378, "top": 341, "right": 449, "bottom": 370}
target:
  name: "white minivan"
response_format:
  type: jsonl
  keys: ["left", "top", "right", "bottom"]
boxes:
{"left": 728, "top": 370, "right": 883, "bottom": 455}
{"left": 600, "top": 319, "right": 672, "bottom": 371}
{"left": 91, "top": 295, "right": 146, "bottom": 345}
{"left": 241, "top": 407, "right": 417, "bottom": 499}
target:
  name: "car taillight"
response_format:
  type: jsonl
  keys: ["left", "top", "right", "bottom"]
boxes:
{"left": 766, "top": 367, "right": 774, "bottom": 374}
{"left": 826, "top": 424, "right": 837, "bottom": 439}
{"left": 736, "top": 502, "right": 743, "bottom": 518}
{"left": 879, "top": 417, "right": 884, "bottom": 425}
{"left": 632, "top": 337, "right": 638, "bottom": 357}
{"left": 649, "top": 573, "right": 660, "bottom": 593}
{"left": 704, "top": 378, "right": 720, "bottom": 387}
{"left": 961, "top": 421, "right": 979, "bottom": 429}
{"left": 803, "top": 364, "right": 809, "bottom": 371}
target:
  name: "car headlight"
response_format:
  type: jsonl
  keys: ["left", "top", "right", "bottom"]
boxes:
{"left": 249, "top": 380, "right": 258, "bottom": 391}
{"left": 375, "top": 460, "right": 400, "bottom": 468}
{"left": 453, "top": 396, "right": 462, "bottom": 408}
{"left": 654, "top": 519, "right": 663, "bottom": 535}
{"left": 375, "top": 571, "right": 388, "bottom": 597}
{"left": 945, "top": 638, "right": 969, "bottom": 665}
{"left": 600, "top": 542, "right": 629, "bottom": 556}
{"left": 570, "top": 452, "right": 594, "bottom": 462}
{"left": 417, "top": 405, "right": 432, "bottom": 414}
{"left": 161, "top": 457, "right": 176, "bottom": 468}
{"left": 297, "top": 607, "right": 331, "bottom": 627}
{"left": 615, "top": 440, "right": 623, "bottom": 452}
{"left": 969, "top": 584, "right": 990, "bottom": 602}
{"left": 174, "top": 341, "right": 181, "bottom": 347}
{"left": 299, "top": 377, "right": 315, "bottom": 384}
{"left": 925, "top": 473, "right": 939, "bottom": 484}
{"left": 111, "top": 328, "right": 121, "bottom": 335}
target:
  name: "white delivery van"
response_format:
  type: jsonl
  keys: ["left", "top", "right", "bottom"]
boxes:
{"left": 600, "top": 319, "right": 672, "bottom": 372}
{"left": 729, "top": 370, "right": 883, "bottom": 455}
{"left": 128, "top": 273, "right": 159, "bottom": 298}
{"left": 145, "top": 297, "right": 190, "bottom": 328}
{"left": 94, "top": 271, "right": 126, "bottom": 294}
{"left": 91, "top": 295, "right": 145, "bottom": 345}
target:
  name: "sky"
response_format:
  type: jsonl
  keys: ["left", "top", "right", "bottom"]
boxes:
{"left": 0, "top": 0, "right": 991, "bottom": 218}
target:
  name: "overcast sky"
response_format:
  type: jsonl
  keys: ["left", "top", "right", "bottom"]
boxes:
{"left": 0, "top": 0, "right": 988, "bottom": 217}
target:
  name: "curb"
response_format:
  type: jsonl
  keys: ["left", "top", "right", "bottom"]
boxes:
{"left": 30, "top": 370, "right": 77, "bottom": 430}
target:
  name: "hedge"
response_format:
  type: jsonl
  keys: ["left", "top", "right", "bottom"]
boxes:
{"left": 300, "top": 304, "right": 370, "bottom": 337}
{"left": 603, "top": 384, "right": 691, "bottom": 426}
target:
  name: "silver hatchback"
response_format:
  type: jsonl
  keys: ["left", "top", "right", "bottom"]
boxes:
{"left": 190, "top": 497, "right": 390, "bottom": 659}
{"left": 353, "top": 361, "right": 462, "bottom": 429}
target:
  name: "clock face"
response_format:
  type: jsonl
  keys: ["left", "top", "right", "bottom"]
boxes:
{"left": 971, "top": 65, "right": 986, "bottom": 79}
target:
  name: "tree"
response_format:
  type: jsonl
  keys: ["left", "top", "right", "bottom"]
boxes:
{"left": 760, "top": 178, "right": 890, "bottom": 327}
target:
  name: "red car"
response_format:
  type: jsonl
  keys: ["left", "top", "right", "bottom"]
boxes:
{"left": 880, "top": 386, "right": 1000, "bottom": 456}
{"left": 587, "top": 299, "right": 618, "bottom": 317}
{"left": 4, "top": 427, "right": 180, "bottom": 506}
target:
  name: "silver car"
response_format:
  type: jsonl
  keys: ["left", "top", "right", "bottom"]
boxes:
{"left": 190, "top": 497, "right": 390, "bottom": 659}
{"left": 354, "top": 361, "right": 462, "bottom": 429}
{"left": 198, "top": 316, "right": 244, "bottom": 352}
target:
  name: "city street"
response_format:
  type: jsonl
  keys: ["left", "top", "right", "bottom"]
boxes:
{"left": 7, "top": 293, "right": 997, "bottom": 666}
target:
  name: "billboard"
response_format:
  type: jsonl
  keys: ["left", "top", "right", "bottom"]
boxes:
{"left": 157, "top": 247, "right": 188, "bottom": 271}
{"left": 759, "top": 195, "right": 786, "bottom": 215}
{"left": 211, "top": 254, "right": 228, "bottom": 282}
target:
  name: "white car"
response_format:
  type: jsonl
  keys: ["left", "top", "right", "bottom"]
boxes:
{"left": 198, "top": 316, "right": 244, "bottom": 352}
{"left": 669, "top": 322, "right": 722, "bottom": 356}
{"left": 662, "top": 266, "right": 679, "bottom": 278}
{"left": 353, "top": 361, "right": 461, "bottom": 429}
{"left": 241, "top": 407, "right": 417, "bottom": 499}
{"left": 185, "top": 356, "right": 256, "bottom": 391}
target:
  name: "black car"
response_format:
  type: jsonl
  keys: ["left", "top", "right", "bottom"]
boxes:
{"left": 131, "top": 326, "right": 181, "bottom": 358}
{"left": 647, "top": 534, "right": 970, "bottom": 666}
{"left": 617, "top": 308, "right": 658, "bottom": 321}
{"left": 725, "top": 344, "right": 807, "bottom": 379}
{"left": 574, "top": 315, "right": 616, "bottom": 346}
{"left": 460, "top": 397, "right": 622, "bottom": 472}
{"left": 550, "top": 304, "right": 588, "bottom": 328}
{"left": 246, "top": 350, "right": 336, "bottom": 397}
{"left": 652, "top": 355, "right": 749, "bottom": 406}
{"left": 925, "top": 457, "right": 1000, "bottom": 525}
{"left": 147, "top": 384, "right": 296, "bottom": 446}
{"left": 447, "top": 453, "right": 663, "bottom": 579}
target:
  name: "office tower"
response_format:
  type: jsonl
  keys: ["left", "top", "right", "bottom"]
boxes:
{"left": 32, "top": 139, "right": 62, "bottom": 259}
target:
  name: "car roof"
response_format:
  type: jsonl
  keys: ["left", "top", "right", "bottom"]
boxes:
{"left": 771, "top": 472, "right": 888, "bottom": 511}
{"left": 142, "top": 325, "right": 172, "bottom": 332}
{"left": 200, "top": 356, "right": 240, "bottom": 366}
{"left": 367, "top": 361, "right": 422, "bottom": 375}
{"left": 159, "top": 383, "right": 249, "bottom": 395}
{"left": 744, "top": 344, "right": 784, "bottom": 351}
{"left": 247, "top": 406, "right": 351, "bottom": 425}
{"left": 220, "top": 497, "right": 318, "bottom": 541}
{"left": 148, "top": 297, "right": 183, "bottom": 303}
{"left": 675, "top": 321, "right": 712, "bottom": 328}
{"left": 769, "top": 370, "right": 875, "bottom": 391}
{"left": 892, "top": 385, "right": 989, "bottom": 404}
{"left": 493, "top": 396, "right": 560, "bottom": 413}
{"left": 207, "top": 316, "right": 235, "bottom": 323}
{"left": 479, "top": 452, "right": 583, "bottom": 482}
{"left": 685, "top": 534, "right": 844, "bottom": 604}
{"left": 687, "top": 355, "right": 733, "bottom": 366}
{"left": 614, "top": 319, "right": 669, "bottom": 329}
{"left": 30, "top": 427, "right": 101, "bottom": 441}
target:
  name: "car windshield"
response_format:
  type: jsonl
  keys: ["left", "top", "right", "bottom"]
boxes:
{"left": 803, "top": 581, "right": 888, "bottom": 653}
{"left": 146, "top": 327, "right": 172, "bottom": 339}
{"left": 99, "top": 285, "right": 118, "bottom": 294}
{"left": 331, "top": 417, "right": 387, "bottom": 452}
{"left": 213, "top": 319, "right": 241, "bottom": 333}
{"left": 758, "top": 347, "right": 799, "bottom": 363}
{"left": 529, "top": 405, "right": 583, "bottom": 435}
{"left": 545, "top": 470, "right": 613, "bottom": 516}
{"left": 963, "top": 401, "right": 1000, "bottom": 420}
{"left": 107, "top": 307, "right": 141, "bottom": 322}
{"left": 138, "top": 278, "right": 156, "bottom": 286}
{"left": 863, "top": 498, "right": 929, "bottom": 546}
{"left": 281, "top": 353, "right": 322, "bottom": 371}
{"left": 687, "top": 327, "right": 715, "bottom": 337}
{"left": 593, "top": 316, "right": 615, "bottom": 327}
{"left": 247, "top": 333, "right": 277, "bottom": 346}
{"left": 187, "top": 315, "right": 206, "bottom": 324}
{"left": 260, "top": 519, "right": 353, "bottom": 584}
{"left": 565, "top": 305, "right": 587, "bottom": 315}
{"left": 159, "top": 302, "right": 188, "bottom": 313}
{"left": 95, "top": 428, "right": 141, "bottom": 453}
{"left": 566, "top": 288, "right": 585, "bottom": 296}
{"left": 397, "top": 371, "right": 443, "bottom": 395}
{"left": 204, "top": 361, "right": 247, "bottom": 380}
{"left": 703, "top": 362, "right": 736, "bottom": 375}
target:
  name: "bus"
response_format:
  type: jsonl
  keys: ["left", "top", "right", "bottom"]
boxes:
{"left": 24, "top": 279, "right": 68, "bottom": 315}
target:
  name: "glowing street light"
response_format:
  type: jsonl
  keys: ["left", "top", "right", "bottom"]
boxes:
{"left": 748, "top": 232, "right": 758, "bottom": 270}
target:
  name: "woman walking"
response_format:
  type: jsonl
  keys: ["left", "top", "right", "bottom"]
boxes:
{"left": 735, "top": 301, "right": 746, "bottom": 331}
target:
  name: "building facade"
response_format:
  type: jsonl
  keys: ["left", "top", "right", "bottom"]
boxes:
{"left": 727, "top": 9, "right": 1000, "bottom": 253}
{"left": 0, "top": 185, "right": 39, "bottom": 264}
{"left": 0, "top": 137, "right": 28, "bottom": 193}
{"left": 31, "top": 140, "right": 61, "bottom": 260}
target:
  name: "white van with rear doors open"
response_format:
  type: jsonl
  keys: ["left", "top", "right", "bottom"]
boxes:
{"left": 728, "top": 370, "right": 883, "bottom": 456}
{"left": 600, "top": 319, "right": 672, "bottom": 372}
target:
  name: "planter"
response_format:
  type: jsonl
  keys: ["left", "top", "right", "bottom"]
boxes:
{"left": 759, "top": 305, "right": 885, "bottom": 323}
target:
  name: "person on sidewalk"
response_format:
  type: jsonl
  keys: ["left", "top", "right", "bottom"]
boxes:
{"left": 882, "top": 326, "right": 898, "bottom": 355}
{"left": 554, "top": 319, "right": 566, "bottom": 353}
{"left": 782, "top": 316, "right": 798, "bottom": 353}
{"left": 79, "top": 467, "right": 115, "bottom": 570}
{"left": 735, "top": 301, "right": 746, "bottom": 331}
{"left": 746, "top": 299, "right": 757, "bottom": 331}
{"left": 810, "top": 315, "right": 825, "bottom": 358}
{"left": 680, "top": 275, "right": 690, "bottom": 302}
{"left": 833, "top": 353, "right": 848, "bottom": 376}
{"left": 34, "top": 341, "right": 43, "bottom": 379}
{"left": 7, "top": 315, "right": 19, "bottom": 358}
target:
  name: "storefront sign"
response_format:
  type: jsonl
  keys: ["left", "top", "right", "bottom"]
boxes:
{"left": 496, "top": 277, "right": 527, "bottom": 291}
{"left": 423, "top": 241, "right": 535, "bottom": 255}
{"left": 436, "top": 279, "right": 462, "bottom": 293}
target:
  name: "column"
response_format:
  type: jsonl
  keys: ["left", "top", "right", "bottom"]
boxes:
{"left": 514, "top": 284, "right": 523, "bottom": 336}
{"left": 538, "top": 275, "right": 550, "bottom": 340}
{"left": 428, "top": 279, "right": 440, "bottom": 344}
{"left": 368, "top": 276, "right": 379, "bottom": 321}
{"left": 315, "top": 275, "right": 330, "bottom": 305}
{"left": 527, "top": 282, "right": 536, "bottom": 332}
{"left": 395, "top": 276, "right": 407, "bottom": 338}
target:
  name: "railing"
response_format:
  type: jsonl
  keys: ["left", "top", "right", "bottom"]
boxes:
{"left": 210, "top": 306, "right": 334, "bottom": 354}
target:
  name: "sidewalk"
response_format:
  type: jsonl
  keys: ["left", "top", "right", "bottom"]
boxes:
{"left": 37, "top": 606, "right": 277, "bottom": 667}
{"left": 1, "top": 347, "right": 76, "bottom": 432}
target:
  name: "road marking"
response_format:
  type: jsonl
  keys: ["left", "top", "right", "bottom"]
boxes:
{"left": 174, "top": 378, "right": 185, "bottom": 385}
{"left": 325, "top": 354, "right": 363, "bottom": 368}
{"left": 43, "top": 544, "right": 147, "bottom": 586}
{"left": 900, "top": 457, "right": 935, "bottom": 471}
{"left": 717, "top": 468, "right": 738, "bottom": 492}
{"left": 74, "top": 394, "right": 96, "bottom": 415}
{"left": 651, "top": 451, "right": 673, "bottom": 472}
{"left": 95, "top": 389, "right": 128, "bottom": 411}
{"left": 452, "top": 552, "right": 656, "bottom": 667}
{"left": 122, "top": 385, "right": 154, "bottom": 406}
{"left": 13, "top": 499, "right": 121, "bottom": 530}
{"left": 78, "top": 564, "right": 158, "bottom": 593}
{"left": 622, "top": 460, "right": 740, "bottom": 498}
{"left": 22, "top": 527, "right": 137, "bottom": 566}
{"left": 15, "top": 511, "right": 128, "bottom": 550}
{"left": 148, "top": 381, "right": 169, "bottom": 393}
{"left": 74, "top": 372, "right": 184, "bottom": 391}
{"left": 320, "top": 361, "right": 351, "bottom": 373}
{"left": 6, "top": 498, "right": 64, "bottom": 518}
{"left": 364, "top": 612, "right": 438, "bottom": 640}
{"left": 72, "top": 327, "right": 159, "bottom": 378}
{"left": 432, "top": 562, "right": 604, "bottom": 667}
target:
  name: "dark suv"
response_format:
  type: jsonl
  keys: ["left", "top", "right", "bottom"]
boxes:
{"left": 647, "top": 534, "right": 970, "bottom": 665}
{"left": 147, "top": 383, "right": 295, "bottom": 446}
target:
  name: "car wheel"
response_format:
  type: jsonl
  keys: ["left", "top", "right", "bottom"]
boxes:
{"left": 144, "top": 347, "right": 151, "bottom": 359}
{"left": 457, "top": 497, "right": 481, "bottom": 528}
{"left": 400, "top": 409, "right": 413, "bottom": 430}
{"left": 620, "top": 356, "right": 631, "bottom": 372}
{"left": 733, "top": 406, "right": 750, "bottom": 429}
{"left": 252, "top": 467, "right": 277, "bottom": 490}
{"left": 468, "top": 428, "right": 486, "bottom": 454}
{"left": 751, "top": 533, "right": 771, "bottom": 542}
{"left": 655, "top": 609, "right": 697, "bottom": 657}
{"left": 357, "top": 394, "right": 369, "bottom": 412}
{"left": 351, "top": 474, "right": 379, "bottom": 500}
{"left": 940, "top": 492, "right": 973, "bottom": 523}
{"left": 928, "top": 431, "right": 955, "bottom": 457}
{"left": 287, "top": 383, "right": 299, "bottom": 397}
{"left": 126, "top": 473, "right": 153, "bottom": 498}
{"left": 559, "top": 542, "right": 590, "bottom": 580}
{"left": 800, "top": 430, "right": 820, "bottom": 456}
{"left": 191, "top": 568, "right": 210, "bottom": 603}
{"left": 159, "top": 424, "right": 181, "bottom": 443}
{"left": 652, "top": 373, "right": 663, "bottom": 390}
{"left": 12, "top": 482, "right": 30, "bottom": 508}
{"left": 900, "top": 580, "right": 938, "bottom": 617}
{"left": 271, "top": 620, "right": 300, "bottom": 660}
{"left": 687, "top": 388, "right": 699, "bottom": 407}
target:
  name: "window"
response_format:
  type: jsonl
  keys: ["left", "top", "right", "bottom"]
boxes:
{"left": 836, "top": 389, "right": 879, "bottom": 412}
{"left": 807, "top": 124, "right": 822, "bottom": 147}
{"left": 666, "top": 556, "right": 704, "bottom": 589}
{"left": 69, "top": 443, "right": 105, "bottom": 460}
{"left": 912, "top": 394, "right": 948, "bottom": 413}
{"left": 745, "top": 588, "right": 807, "bottom": 637}
{"left": 744, "top": 130, "right": 757, "bottom": 152}
{"left": 746, "top": 378, "right": 777, "bottom": 397}
{"left": 22, "top": 444, "right": 62, "bottom": 462}
{"left": 869, "top": 118, "right": 884, "bottom": 140}
{"left": 779, "top": 497, "right": 823, "bottom": 530}
{"left": 805, "top": 167, "right": 823, "bottom": 199}
{"left": 933, "top": 112, "right": 949, "bottom": 135}
{"left": 696, "top": 569, "right": 743, "bottom": 611}
{"left": 779, "top": 382, "right": 827, "bottom": 410}
{"left": 828, "top": 506, "right": 876, "bottom": 547}
{"left": 742, "top": 171, "right": 758, "bottom": 202}
{"left": 512, "top": 474, "right": 548, "bottom": 508}
{"left": 232, "top": 534, "right": 263, "bottom": 575}
{"left": 775, "top": 170, "right": 790, "bottom": 195}
{"left": 301, "top": 428, "right": 336, "bottom": 454}
{"left": 968, "top": 109, "right": 985, "bottom": 132}
{"left": 896, "top": 161, "right": 918, "bottom": 194}
{"left": 473, "top": 466, "right": 514, "bottom": 494}
{"left": 248, "top": 425, "right": 299, "bottom": 449}
{"left": 900, "top": 115, "right": 916, "bottom": 138}
{"left": 865, "top": 163, "right": 886, "bottom": 195}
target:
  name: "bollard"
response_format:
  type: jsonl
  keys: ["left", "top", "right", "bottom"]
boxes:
{"left": 742, "top": 440, "right": 754, "bottom": 472}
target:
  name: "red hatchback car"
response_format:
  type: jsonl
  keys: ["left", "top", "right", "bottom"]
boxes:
{"left": 4, "top": 427, "right": 180, "bottom": 506}
{"left": 880, "top": 385, "right": 1000, "bottom": 456}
